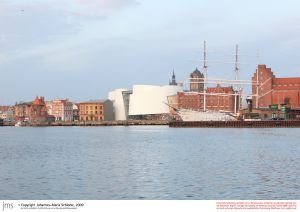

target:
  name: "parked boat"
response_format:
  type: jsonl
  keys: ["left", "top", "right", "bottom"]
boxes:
{"left": 15, "top": 121, "right": 22, "bottom": 127}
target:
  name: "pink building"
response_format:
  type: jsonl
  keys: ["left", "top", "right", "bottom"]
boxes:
{"left": 49, "top": 99, "right": 73, "bottom": 122}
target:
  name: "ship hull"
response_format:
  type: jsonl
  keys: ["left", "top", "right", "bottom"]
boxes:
{"left": 177, "top": 110, "right": 236, "bottom": 121}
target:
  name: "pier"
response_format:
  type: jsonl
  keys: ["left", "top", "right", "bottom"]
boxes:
{"left": 169, "top": 120, "right": 300, "bottom": 128}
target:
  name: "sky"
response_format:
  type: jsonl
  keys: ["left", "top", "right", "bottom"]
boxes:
{"left": 1, "top": 0, "right": 300, "bottom": 104}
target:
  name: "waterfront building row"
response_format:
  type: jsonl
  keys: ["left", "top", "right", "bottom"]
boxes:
{"left": 108, "top": 65, "right": 300, "bottom": 121}
{"left": 2, "top": 97, "right": 114, "bottom": 124}
{"left": 1, "top": 64, "right": 300, "bottom": 123}
{"left": 108, "top": 68, "right": 241, "bottom": 121}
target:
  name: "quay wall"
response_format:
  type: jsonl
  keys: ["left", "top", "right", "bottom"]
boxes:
{"left": 50, "top": 120, "right": 169, "bottom": 126}
{"left": 17, "top": 120, "right": 169, "bottom": 127}
{"left": 169, "top": 120, "right": 300, "bottom": 128}
{"left": 2, "top": 120, "right": 300, "bottom": 128}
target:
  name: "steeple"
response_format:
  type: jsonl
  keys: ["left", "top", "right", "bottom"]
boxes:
{"left": 169, "top": 69, "right": 177, "bottom": 86}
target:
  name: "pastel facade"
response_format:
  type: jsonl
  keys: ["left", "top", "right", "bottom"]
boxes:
{"left": 79, "top": 100, "right": 114, "bottom": 121}
{"left": 0, "top": 106, "right": 14, "bottom": 121}
{"left": 50, "top": 99, "right": 73, "bottom": 122}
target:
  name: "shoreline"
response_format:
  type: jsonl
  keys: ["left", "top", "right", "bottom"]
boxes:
{"left": 1, "top": 120, "right": 300, "bottom": 128}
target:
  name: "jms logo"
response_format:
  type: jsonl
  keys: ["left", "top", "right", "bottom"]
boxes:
{"left": 2, "top": 202, "right": 13, "bottom": 211}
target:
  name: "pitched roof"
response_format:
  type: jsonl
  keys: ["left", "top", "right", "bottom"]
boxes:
{"left": 80, "top": 99, "right": 108, "bottom": 104}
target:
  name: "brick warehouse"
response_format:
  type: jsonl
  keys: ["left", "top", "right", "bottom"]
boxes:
{"left": 252, "top": 64, "right": 300, "bottom": 109}
{"left": 177, "top": 85, "right": 237, "bottom": 112}
{"left": 173, "top": 68, "right": 239, "bottom": 113}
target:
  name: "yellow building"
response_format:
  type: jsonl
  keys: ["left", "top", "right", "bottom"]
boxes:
{"left": 79, "top": 100, "right": 114, "bottom": 121}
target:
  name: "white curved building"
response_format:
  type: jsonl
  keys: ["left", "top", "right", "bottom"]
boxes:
{"left": 129, "top": 85, "right": 183, "bottom": 116}
{"left": 108, "top": 88, "right": 129, "bottom": 121}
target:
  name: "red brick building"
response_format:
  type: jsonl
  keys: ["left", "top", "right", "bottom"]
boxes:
{"left": 177, "top": 92, "right": 203, "bottom": 109}
{"left": 206, "top": 85, "right": 236, "bottom": 112}
{"left": 252, "top": 65, "right": 300, "bottom": 109}
{"left": 15, "top": 96, "right": 48, "bottom": 123}
{"left": 176, "top": 85, "right": 237, "bottom": 112}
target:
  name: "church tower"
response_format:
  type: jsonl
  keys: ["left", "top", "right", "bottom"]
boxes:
{"left": 169, "top": 70, "right": 177, "bottom": 85}
{"left": 189, "top": 67, "right": 204, "bottom": 92}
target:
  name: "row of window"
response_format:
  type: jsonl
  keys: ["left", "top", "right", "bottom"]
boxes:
{"left": 80, "top": 111, "right": 103, "bottom": 115}
{"left": 80, "top": 105, "right": 103, "bottom": 110}
{"left": 80, "top": 116, "right": 103, "bottom": 121}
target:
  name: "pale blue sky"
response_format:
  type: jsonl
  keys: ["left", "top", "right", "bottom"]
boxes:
{"left": 1, "top": 0, "right": 300, "bottom": 104}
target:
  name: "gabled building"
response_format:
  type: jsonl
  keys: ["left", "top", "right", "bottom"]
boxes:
{"left": 0, "top": 106, "right": 9, "bottom": 120}
{"left": 0, "top": 106, "right": 15, "bottom": 122}
{"left": 49, "top": 99, "right": 73, "bottom": 122}
{"left": 252, "top": 64, "right": 300, "bottom": 109}
{"left": 14, "top": 102, "right": 32, "bottom": 121}
{"left": 15, "top": 96, "right": 48, "bottom": 123}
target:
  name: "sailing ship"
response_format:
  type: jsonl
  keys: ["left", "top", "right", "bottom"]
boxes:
{"left": 170, "top": 41, "right": 256, "bottom": 121}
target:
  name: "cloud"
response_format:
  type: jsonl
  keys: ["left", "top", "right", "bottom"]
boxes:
{"left": 0, "top": 0, "right": 139, "bottom": 67}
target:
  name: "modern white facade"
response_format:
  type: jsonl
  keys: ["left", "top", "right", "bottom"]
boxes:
{"left": 108, "top": 88, "right": 129, "bottom": 121}
{"left": 128, "top": 85, "right": 183, "bottom": 116}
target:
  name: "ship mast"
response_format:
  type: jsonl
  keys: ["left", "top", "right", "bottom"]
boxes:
{"left": 203, "top": 41, "right": 208, "bottom": 111}
{"left": 234, "top": 44, "right": 239, "bottom": 114}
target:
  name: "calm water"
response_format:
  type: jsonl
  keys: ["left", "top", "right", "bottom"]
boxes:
{"left": 0, "top": 126, "right": 299, "bottom": 200}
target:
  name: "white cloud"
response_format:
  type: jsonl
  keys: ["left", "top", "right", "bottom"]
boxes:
{"left": 0, "top": 0, "right": 139, "bottom": 67}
